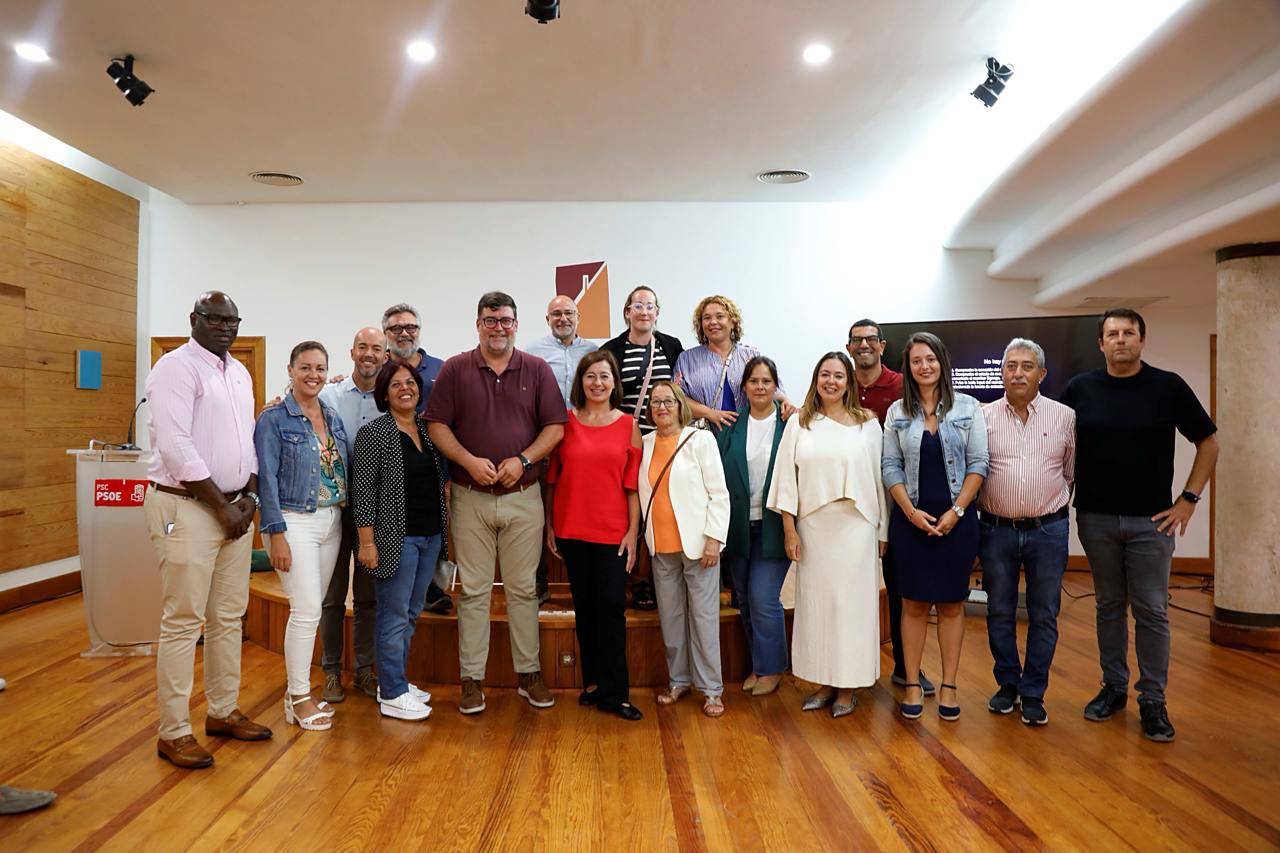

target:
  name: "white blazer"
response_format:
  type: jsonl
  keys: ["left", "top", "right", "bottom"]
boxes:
{"left": 638, "top": 426, "right": 730, "bottom": 561}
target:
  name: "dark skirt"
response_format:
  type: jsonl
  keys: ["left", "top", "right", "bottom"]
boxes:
{"left": 888, "top": 431, "right": 978, "bottom": 603}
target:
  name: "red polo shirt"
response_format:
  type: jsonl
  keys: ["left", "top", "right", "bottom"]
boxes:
{"left": 424, "top": 347, "right": 568, "bottom": 488}
{"left": 858, "top": 365, "right": 903, "bottom": 425}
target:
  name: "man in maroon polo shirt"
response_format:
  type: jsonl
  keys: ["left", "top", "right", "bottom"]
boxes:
{"left": 846, "top": 318, "right": 935, "bottom": 697}
{"left": 426, "top": 292, "right": 567, "bottom": 715}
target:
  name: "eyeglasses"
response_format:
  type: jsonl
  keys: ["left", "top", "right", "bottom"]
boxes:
{"left": 548, "top": 310, "right": 578, "bottom": 319}
{"left": 650, "top": 399, "right": 678, "bottom": 408}
{"left": 195, "top": 310, "right": 242, "bottom": 329}
{"left": 480, "top": 317, "right": 517, "bottom": 330}
{"left": 385, "top": 324, "right": 420, "bottom": 335}
{"left": 629, "top": 302, "right": 657, "bottom": 312}
{"left": 848, "top": 335, "right": 881, "bottom": 345}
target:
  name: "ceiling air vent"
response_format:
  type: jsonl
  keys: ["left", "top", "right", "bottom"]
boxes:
{"left": 249, "top": 171, "right": 304, "bottom": 187}
{"left": 757, "top": 169, "right": 810, "bottom": 185}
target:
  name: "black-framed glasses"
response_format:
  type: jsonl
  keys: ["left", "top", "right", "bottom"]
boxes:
{"left": 480, "top": 317, "right": 516, "bottom": 330}
{"left": 848, "top": 334, "right": 881, "bottom": 345}
{"left": 195, "top": 310, "right": 242, "bottom": 329}
{"left": 386, "top": 323, "right": 420, "bottom": 335}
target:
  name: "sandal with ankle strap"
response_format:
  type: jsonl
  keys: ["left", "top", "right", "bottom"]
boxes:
{"left": 899, "top": 683, "right": 924, "bottom": 720}
{"left": 284, "top": 694, "right": 333, "bottom": 731}
{"left": 657, "top": 685, "right": 690, "bottom": 705}
{"left": 938, "top": 683, "right": 961, "bottom": 721}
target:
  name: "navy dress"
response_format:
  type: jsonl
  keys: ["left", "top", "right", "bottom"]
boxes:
{"left": 888, "top": 430, "right": 978, "bottom": 603}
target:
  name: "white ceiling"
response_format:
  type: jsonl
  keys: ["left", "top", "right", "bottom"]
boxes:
{"left": 0, "top": 0, "right": 1171, "bottom": 204}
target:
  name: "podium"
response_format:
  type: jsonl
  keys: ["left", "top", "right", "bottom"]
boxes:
{"left": 68, "top": 449, "right": 163, "bottom": 656}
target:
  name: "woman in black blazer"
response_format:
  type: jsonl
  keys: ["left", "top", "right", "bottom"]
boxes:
{"left": 716, "top": 356, "right": 790, "bottom": 696}
{"left": 352, "top": 361, "right": 450, "bottom": 722}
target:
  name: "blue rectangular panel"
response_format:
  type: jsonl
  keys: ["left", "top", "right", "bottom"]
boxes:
{"left": 76, "top": 349, "right": 103, "bottom": 390}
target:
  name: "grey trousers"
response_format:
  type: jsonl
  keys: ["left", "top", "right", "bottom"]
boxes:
{"left": 319, "top": 506, "right": 377, "bottom": 675}
{"left": 652, "top": 551, "right": 723, "bottom": 697}
{"left": 1077, "top": 512, "right": 1176, "bottom": 703}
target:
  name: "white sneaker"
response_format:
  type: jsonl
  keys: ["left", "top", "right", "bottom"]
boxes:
{"left": 379, "top": 691, "right": 432, "bottom": 721}
{"left": 407, "top": 683, "right": 432, "bottom": 704}
{"left": 0, "top": 677, "right": 7, "bottom": 692}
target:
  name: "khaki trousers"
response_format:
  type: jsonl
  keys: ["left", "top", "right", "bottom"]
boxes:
{"left": 144, "top": 487, "right": 253, "bottom": 740}
{"left": 451, "top": 485, "right": 543, "bottom": 681}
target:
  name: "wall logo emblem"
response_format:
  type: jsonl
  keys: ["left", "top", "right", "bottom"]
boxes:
{"left": 555, "top": 261, "right": 610, "bottom": 340}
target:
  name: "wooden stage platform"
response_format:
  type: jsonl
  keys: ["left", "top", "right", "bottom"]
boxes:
{"left": 245, "top": 573, "right": 891, "bottom": 688}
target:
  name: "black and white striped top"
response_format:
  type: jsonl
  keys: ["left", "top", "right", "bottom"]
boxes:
{"left": 619, "top": 341, "right": 673, "bottom": 432}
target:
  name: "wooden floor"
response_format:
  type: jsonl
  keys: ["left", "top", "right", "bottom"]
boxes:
{"left": 0, "top": 574, "right": 1277, "bottom": 852}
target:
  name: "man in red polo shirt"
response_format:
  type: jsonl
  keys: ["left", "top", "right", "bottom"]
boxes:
{"left": 845, "top": 318, "right": 935, "bottom": 697}
{"left": 426, "top": 292, "right": 568, "bottom": 715}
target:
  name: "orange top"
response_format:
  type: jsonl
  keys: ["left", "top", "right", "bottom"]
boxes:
{"left": 647, "top": 433, "right": 684, "bottom": 554}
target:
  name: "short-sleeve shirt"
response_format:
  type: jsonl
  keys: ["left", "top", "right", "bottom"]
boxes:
{"left": 424, "top": 347, "right": 569, "bottom": 488}
{"left": 1060, "top": 362, "right": 1217, "bottom": 516}
{"left": 857, "top": 365, "right": 903, "bottom": 425}
{"left": 545, "top": 412, "right": 640, "bottom": 544}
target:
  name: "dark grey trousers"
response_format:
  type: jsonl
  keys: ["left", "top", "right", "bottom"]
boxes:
{"left": 1076, "top": 512, "right": 1176, "bottom": 703}
{"left": 319, "top": 506, "right": 377, "bottom": 674}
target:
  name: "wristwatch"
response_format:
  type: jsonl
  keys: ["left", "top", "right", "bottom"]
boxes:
{"left": 518, "top": 453, "right": 533, "bottom": 471}
{"left": 951, "top": 504, "right": 966, "bottom": 518}
{"left": 1179, "top": 490, "right": 1201, "bottom": 504}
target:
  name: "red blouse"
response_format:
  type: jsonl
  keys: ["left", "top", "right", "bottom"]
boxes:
{"left": 546, "top": 411, "right": 641, "bottom": 545}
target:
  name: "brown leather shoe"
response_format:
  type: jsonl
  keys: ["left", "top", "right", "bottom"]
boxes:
{"left": 205, "top": 709, "right": 273, "bottom": 741}
{"left": 157, "top": 735, "right": 214, "bottom": 769}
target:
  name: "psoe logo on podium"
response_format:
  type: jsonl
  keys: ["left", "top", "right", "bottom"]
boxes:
{"left": 555, "top": 261, "right": 610, "bottom": 339}
{"left": 94, "top": 479, "right": 149, "bottom": 507}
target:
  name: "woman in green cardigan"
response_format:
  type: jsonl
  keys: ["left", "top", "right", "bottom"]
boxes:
{"left": 717, "top": 356, "right": 790, "bottom": 696}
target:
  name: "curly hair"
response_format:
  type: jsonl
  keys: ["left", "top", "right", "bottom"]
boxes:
{"left": 691, "top": 295, "right": 743, "bottom": 345}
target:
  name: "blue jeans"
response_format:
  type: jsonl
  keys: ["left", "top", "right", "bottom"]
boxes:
{"left": 724, "top": 521, "right": 791, "bottom": 677}
{"left": 374, "top": 535, "right": 442, "bottom": 701}
{"left": 1076, "top": 512, "right": 1175, "bottom": 703}
{"left": 979, "top": 517, "right": 1069, "bottom": 699}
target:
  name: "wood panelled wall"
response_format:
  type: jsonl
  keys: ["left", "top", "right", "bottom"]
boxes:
{"left": 0, "top": 140, "right": 140, "bottom": 574}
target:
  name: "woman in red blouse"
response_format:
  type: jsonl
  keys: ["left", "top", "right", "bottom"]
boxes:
{"left": 545, "top": 350, "right": 643, "bottom": 721}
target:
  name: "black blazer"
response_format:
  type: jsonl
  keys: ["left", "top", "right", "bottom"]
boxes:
{"left": 600, "top": 329, "right": 685, "bottom": 384}
{"left": 350, "top": 413, "right": 450, "bottom": 579}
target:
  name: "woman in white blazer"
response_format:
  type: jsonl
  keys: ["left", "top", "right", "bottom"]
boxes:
{"left": 637, "top": 380, "right": 731, "bottom": 717}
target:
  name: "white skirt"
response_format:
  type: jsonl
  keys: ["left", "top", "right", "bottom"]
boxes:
{"left": 790, "top": 499, "right": 881, "bottom": 688}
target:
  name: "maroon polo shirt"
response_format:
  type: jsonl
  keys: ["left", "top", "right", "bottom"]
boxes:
{"left": 424, "top": 347, "right": 568, "bottom": 488}
{"left": 857, "top": 364, "right": 903, "bottom": 425}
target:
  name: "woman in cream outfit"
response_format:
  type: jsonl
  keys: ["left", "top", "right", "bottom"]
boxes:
{"left": 768, "top": 351, "right": 888, "bottom": 717}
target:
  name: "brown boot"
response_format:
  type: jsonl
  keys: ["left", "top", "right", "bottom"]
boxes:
{"left": 157, "top": 735, "right": 213, "bottom": 769}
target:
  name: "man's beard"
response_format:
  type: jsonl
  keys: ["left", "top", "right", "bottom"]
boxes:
{"left": 390, "top": 340, "right": 417, "bottom": 359}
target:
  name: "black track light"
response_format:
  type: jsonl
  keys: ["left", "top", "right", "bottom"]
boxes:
{"left": 525, "top": 0, "right": 560, "bottom": 24}
{"left": 105, "top": 54, "right": 154, "bottom": 107}
{"left": 971, "top": 57, "right": 1013, "bottom": 108}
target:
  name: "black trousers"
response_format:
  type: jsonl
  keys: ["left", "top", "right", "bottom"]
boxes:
{"left": 558, "top": 538, "right": 630, "bottom": 707}
{"left": 881, "top": 544, "right": 906, "bottom": 677}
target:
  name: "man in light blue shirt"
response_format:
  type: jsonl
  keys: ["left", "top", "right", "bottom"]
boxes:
{"left": 317, "top": 326, "right": 387, "bottom": 705}
{"left": 525, "top": 295, "right": 598, "bottom": 404}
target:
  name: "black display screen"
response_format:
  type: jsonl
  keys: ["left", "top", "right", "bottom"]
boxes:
{"left": 878, "top": 315, "right": 1101, "bottom": 403}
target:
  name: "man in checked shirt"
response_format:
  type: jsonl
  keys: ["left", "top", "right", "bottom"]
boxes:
{"left": 977, "top": 338, "right": 1075, "bottom": 728}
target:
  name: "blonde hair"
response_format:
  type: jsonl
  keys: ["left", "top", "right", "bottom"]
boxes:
{"left": 646, "top": 380, "right": 693, "bottom": 428}
{"left": 691, "top": 295, "right": 743, "bottom": 345}
{"left": 798, "top": 351, "right": 874, "bottom": 429}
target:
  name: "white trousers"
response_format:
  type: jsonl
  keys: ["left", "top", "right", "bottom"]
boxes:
{"left": 276, "top": 506, "right": 342, "bottom": 695}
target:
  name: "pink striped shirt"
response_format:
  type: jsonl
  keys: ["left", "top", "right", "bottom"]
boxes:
{"left": 978, "top": 394, "right": 1075, "bottom": 519}
{"left": 146, "top": 338, "right": 257, "bottom": 491}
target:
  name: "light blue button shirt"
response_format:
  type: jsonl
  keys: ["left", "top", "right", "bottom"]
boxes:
{"left": 525, "top": 334, "right": 598, "bottom": 404}
{"left": 319, "top": 376, "right": 382, "bottom": 458}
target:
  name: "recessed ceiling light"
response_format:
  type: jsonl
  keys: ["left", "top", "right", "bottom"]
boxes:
{"left": 15, "top": 43, "right": 50, "bottom": 63}
{"left": 803, "top": 44, "right": 832, "bottom": 65}
{"left": 406, "top": 41, "right": 436, "bottom": 63}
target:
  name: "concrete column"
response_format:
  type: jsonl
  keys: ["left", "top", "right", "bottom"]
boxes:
{"left": 1212, "top": 242, "right": 1280, "bottom": 652}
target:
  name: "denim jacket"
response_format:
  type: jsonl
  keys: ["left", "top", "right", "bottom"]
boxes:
{"left": 253, "top": 393, "right": 350, "bottom": 534}
{"left": 881, "top": 393, "right": 989, "bottom": 506}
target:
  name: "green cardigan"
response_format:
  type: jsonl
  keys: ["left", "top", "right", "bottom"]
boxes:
{"left": 716, "top": 403, "right": 787, "bottom": 560}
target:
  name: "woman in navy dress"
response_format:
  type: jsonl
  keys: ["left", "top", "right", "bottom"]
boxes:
{"left": 883, "top": 332, "right": 988, "bottom": 722}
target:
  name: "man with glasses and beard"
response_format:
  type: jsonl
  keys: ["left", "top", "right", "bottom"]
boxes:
{"left": 845, "top": 318, "right": 935, "bottom": 699}
{"left": 382, "top": 304, "right": 452, "bottom": 614}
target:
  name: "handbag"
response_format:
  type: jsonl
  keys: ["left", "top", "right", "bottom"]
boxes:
{"left": 637, "top": 430, "right": 699, "bottom": 543}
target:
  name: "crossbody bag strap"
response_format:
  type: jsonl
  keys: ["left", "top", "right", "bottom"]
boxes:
{"left": 639, "top": 430, "right": 699, "bottom": 535}
{"left": 631, "top": 337, "right": 658, "bottom": 420}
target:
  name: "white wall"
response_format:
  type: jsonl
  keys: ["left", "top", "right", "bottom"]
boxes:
{"left": 143, "top": 199, "right": 1218, "bottom": 558}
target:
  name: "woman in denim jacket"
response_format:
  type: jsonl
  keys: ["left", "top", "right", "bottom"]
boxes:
{"left": 882, "top": 332, "right": 988, "bottom": 722}
{"left": 254, "top": 341, "right": 350, "bottom": 732}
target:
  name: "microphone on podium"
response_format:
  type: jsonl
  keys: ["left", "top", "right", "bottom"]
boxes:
{"left": 120, "top": 396, "right": 148, "bottom": 451}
